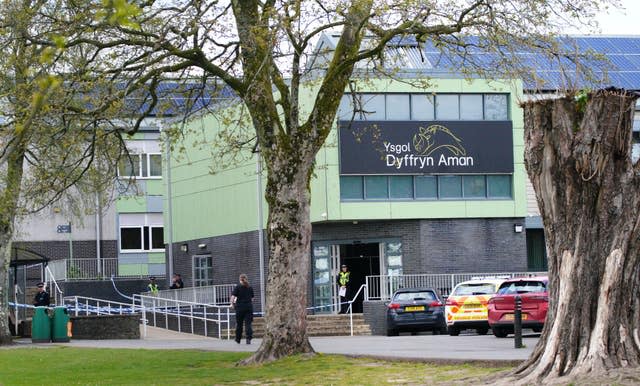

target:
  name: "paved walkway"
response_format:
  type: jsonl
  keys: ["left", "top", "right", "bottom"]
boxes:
{"left": 13, "top": 327, "right": 539, "bottom": 363}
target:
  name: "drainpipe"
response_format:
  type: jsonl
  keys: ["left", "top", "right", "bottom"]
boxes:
{"left": 95, "top": 192, "right": 101, "bottom": 275}
{"left": 164, "top": 126, "right": 174, "bottom": 287}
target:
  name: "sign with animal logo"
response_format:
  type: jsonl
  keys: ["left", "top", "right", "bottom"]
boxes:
{"left": 338, "top": 121, "right": 513, "bottom": 174}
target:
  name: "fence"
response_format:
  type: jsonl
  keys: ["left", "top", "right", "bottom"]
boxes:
{"left": 142, "top": 284, "right": 236, "bottom": 306}
{"left": 64, "top": 295, "right": 232, "bottom": 339}
{"left": 366, "top": 271, "right": 547, "bottom": 301}
{"left": 48, "top": 258, "right": 164, "bottom": 281}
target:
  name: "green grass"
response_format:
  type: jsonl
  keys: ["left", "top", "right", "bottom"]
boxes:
{"left": 0, "top": 347, "right": 512, "bottom": 385}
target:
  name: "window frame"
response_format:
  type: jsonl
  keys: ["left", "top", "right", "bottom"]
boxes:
{"left": 119, "top": 224, "right": 165, "bottom": 253}
{"left": 118, "top": 152, "right": 162, "bottom": 180}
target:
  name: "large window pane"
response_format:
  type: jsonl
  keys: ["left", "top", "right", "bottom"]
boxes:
{"left": 484, "top": 94, "right": 508, "bottom": 120}
{"left": 487, "top": 175, "right": 512, "bottom": 197}
{"left": 463, "top": 175, "right": 486, "bottom": 198}
{"left": 119, "top": 154, "right": 140, "bottom": 177}
{"left": 386, "top": 94, "right": 410, "bottom": 120}
{"left": 415, "top": 176, "right": 438, "bottom": 198}
{"left": 337, "top": 95, "right": 355, "bottom": 120}
{"left": 411, "top": 94, "right": 435, "bottom": 120}
{"left": 389, "top": 176, "right": 413, "bottom": 199}
{"left": 460, "top": 95, "right": 484, "bottom": 120}
{"left": 340, "top": 176, "right": 363, "bottom": 200}
{"left": 365, "top": 176, "right": 389, "bottom": 199}
{"left": 120, "top": 227, "right": 142, "bottom": 250}
{"left": 361, "top": 94, "right": 385, "bottom": 120}
{"left": 439, "top": 175, "right": 462, "bottom": 198}
{"left": 149, "top": 154, "right": 162, "bottom": 177}
{"left": 151, "top": 227, "right": 164, "bottom": 249}
{"left": 435, "top": 95, "right": 459, "bottom": 120}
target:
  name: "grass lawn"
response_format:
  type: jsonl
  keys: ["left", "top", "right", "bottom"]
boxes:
{"left": 0, "top": 347, "right": 512, "bottom": 385}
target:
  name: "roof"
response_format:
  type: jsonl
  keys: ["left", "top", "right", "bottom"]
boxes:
{"left": 10, "top": 247, "right": 48, "bottom": 267}
{"left": 316, "top": 34, "right": 640, "bottom": 91}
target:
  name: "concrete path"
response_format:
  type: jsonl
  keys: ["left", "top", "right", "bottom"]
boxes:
{"left": 13, "top": 327, "right": 539, "bottom": 363}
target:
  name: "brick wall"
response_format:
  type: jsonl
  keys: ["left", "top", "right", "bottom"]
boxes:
{"left": 14, "top": 240, "right": 118, "bottom": 261}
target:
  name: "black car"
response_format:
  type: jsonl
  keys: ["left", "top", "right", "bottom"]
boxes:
{"left": 386, "top": 287, "right": 447, "bottom": 336}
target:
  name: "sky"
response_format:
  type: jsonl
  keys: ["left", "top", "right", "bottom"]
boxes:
{"left": 593, "top": 0, "right": 640, "bottom": 35}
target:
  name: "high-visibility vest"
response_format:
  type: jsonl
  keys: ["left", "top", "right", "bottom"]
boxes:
{"left": 148, "top": 283, "right": 159, "bottom": 295}
{"left": 339, "top": 271, "right": 350, "bottom": 286}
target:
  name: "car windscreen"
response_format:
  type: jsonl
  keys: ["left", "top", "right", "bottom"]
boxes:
{"left": 452, "top": 283, "right": 497, "bottom": 296}
{"left": 393, "top": 291, "right": 436, "bottom": 302}
{"left": 497, "top": 281, "right": 546, "bottom": 294}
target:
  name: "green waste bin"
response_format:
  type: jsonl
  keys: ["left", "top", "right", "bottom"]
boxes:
{"left": 51, "top": 306, "right": 71, "bottom": 343}
{"left": 31, "top": 307, "right": 51, "bottom": 343}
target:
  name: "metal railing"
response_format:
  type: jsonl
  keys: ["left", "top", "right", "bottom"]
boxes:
{"left": 142, "top": 284, "right": 236, "bottom": 305}
{"left": 366, "top": 271, "right": 547, "bottom": 301}
{"left": 64, "top": 295, "right": 232, "bottom": 339}
{"left": 132, "top": 294, "right": 232, "bottom": 339}
{"left": 48, "top": 258, "right": 165, "bottom": 281}
{"left": 44, "top": 266, "right": 64, "bottom": 305}
{"left": 347, "top": 284, "right": 367, "bottom": 336}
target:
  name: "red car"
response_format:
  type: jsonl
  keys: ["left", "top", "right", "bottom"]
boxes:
{"left": 487, "top": 276, "right": 548, "bottom": 338}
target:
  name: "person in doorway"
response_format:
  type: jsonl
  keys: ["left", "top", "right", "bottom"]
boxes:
{"left": 230, "top": 273, "right": 254, "bottom": 344}
{"left": 337, "top": 264, "right": 351, "bottom": 314}
{"left": 33, "top": 282, "right": 50, "bottom": 307}
{"left": 147, "top": 276, "right": 159, "bottom": 296}
{"left": 170, "top": 273, "right": 184, "bottom": 289}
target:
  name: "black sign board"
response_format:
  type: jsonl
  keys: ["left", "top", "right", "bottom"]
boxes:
{"left": 339, "top": 120, "right": 514, "bottom": 174}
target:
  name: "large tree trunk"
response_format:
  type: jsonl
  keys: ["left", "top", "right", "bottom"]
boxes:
{"left": 240, "top": 151, "right": 315, "bottom": 364}
{"left": 507, "top": 89, "right": 640, "bottom": 384}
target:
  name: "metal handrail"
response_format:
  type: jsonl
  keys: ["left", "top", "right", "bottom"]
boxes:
{"left": 347, "top": 284, "right": 368, "bottom": 336}
{"left": 45, "top": 266, "right": 64, "bottom": 305}
{"left": 132, "top": 294, "right": 232, "bottom": 339}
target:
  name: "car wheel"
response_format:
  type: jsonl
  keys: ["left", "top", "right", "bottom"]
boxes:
{"left": 448, "top": 327, "right": 460, "bottom": 336}
{"left": 386, "top": 329, "right": 399, "bottom": 337}
{"left": 492, "top": 327, "right": 508, "bottom": 338}
{"left": 476, "top": 328, "right": 489, "bottom": 335}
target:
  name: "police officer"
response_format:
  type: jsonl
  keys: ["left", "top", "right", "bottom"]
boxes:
{"left": 147, "top": 276, "right": 159, "bottom": 296}
{"left": 33, "top": 282, "right": 50, "bottom": 307}
{"left": 337, "top": 264, "right": 351, "bottom": 314}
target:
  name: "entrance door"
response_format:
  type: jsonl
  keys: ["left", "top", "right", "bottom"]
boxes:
{"left": 340, "top": 242, "right": 381, "bottom": 313}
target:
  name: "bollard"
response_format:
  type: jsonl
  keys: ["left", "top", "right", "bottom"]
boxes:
{"left": 514, "top": 295, "right": 522, "bottom": 348}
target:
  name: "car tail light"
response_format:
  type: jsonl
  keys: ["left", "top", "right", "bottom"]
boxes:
{"left": 387, "top": 303, "right": 400, "bottom": 309}
{"left": 429, "top": 301, "right": 443, "bottom": 307}
{"left": 445, "top": 299, "right": 458, "bottom": 306}
{"left": 529, "top": 295, "right": 549, "bottom": 302}
{"left": 488, "top": 297, "right": 501, "bottom": 304}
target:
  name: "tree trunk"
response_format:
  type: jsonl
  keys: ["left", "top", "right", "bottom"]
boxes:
{"left": 507, "top": 89, "right": 640, "bottom": 384}
{"left": 240, "top": 152, "right": 315, "bottom": 364}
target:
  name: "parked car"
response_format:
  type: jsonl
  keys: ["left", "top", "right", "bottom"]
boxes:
{"left": 386, "top": 287, "right": 447, "bottom": 336}
{"left": 445, "top": 277, "right": 508, "bottom": 336}
{"left": 487, "top": 276, "right": 549, "bottom": 338}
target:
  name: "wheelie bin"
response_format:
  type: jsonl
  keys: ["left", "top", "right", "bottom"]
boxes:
{"left": 31, "top": 307, "right": 51, "bottom": 343}
{"left": 51, "top": 306, "right": 71, "bottom": 343}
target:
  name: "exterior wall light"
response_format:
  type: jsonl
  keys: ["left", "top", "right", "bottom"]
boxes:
{"left": 198, "top": 243, "right": 207, "bottom": 249}
{"left": 514, "top": 224, "right": 524, "bottom": 233}
{"left": 180, "top": 243, "right": 188, "bottom": 252}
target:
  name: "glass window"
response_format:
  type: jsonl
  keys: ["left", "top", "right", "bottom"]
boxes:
{"left": 141, "top": 155, "right": 148, "bottom": 177}
{"left": 463, "top": 175, "right": 486, "bottom": 198}
{"left": 337, "top": 95, "right": 355, "bottom": 120}
{"left": 120, "top": 227, "right": 142, "bottom": 251}
{"left": 193, "top": 255, "right": 214, "bottom": 287}
{"left": 414, "top": 176, "right": 438, "bottom": 198}
{"left": 340, "top": 176, "right": 363, "bottom": 200}
{"left": 389, "top": 176, "right": 413, "bottom": 199}
{"left": 365, "top": 176, "right": 388, "bottom": 199}
{"left": 460, "top": 94, "right": 484, "bottom": 120}
{"left": 487, "top": 175, "right": 512, "bottom": 197}
{"left": 386, "top": 94, "right": 410, "bottom": 120}
{"left": 439, "top": 175, "right": 462, "bottom": 198}
{"left": 435, "top": 95, "right": 459, "bottom": 120}
{"left": 119, "top": 154, "right": 140, "bottom": 177}
{"left": 361, "top": 94, "right": 385, "bottom": 120}
{"left": 149, "top": 154, "right": 162, "bottom": 177}
{"left": 484, "top": 94, "right": 509, "bottom": 120}
{"left": 151, "top": 227, "right": 164, "bottom": 249}
{"left": 411, "top": 94, "right": 435, "bottom": 120}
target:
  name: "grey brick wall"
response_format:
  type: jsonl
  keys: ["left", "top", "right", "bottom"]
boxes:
{"left": 14, "top": 240, "right": 118, "bottom": 261}
{"left": 169, "top": 218, "right": 527, "bottom": 314}
{"left": 363, "top": 300, "right": 388, "bottom": 335}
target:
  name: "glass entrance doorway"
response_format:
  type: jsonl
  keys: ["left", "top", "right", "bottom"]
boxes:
{"left": 312, "top": 239, "right": 403, "bottom": 314}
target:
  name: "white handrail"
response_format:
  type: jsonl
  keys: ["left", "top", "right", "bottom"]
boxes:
{"left": 45, "top": 266, "right": 64, "bottom": 305}
{"left": 347, "top": 284, "right": 368, "bottom": 336}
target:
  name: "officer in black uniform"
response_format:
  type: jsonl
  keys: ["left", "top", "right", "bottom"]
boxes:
{"left": 33, "top": 282, "right": 50, "bottom": 307}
